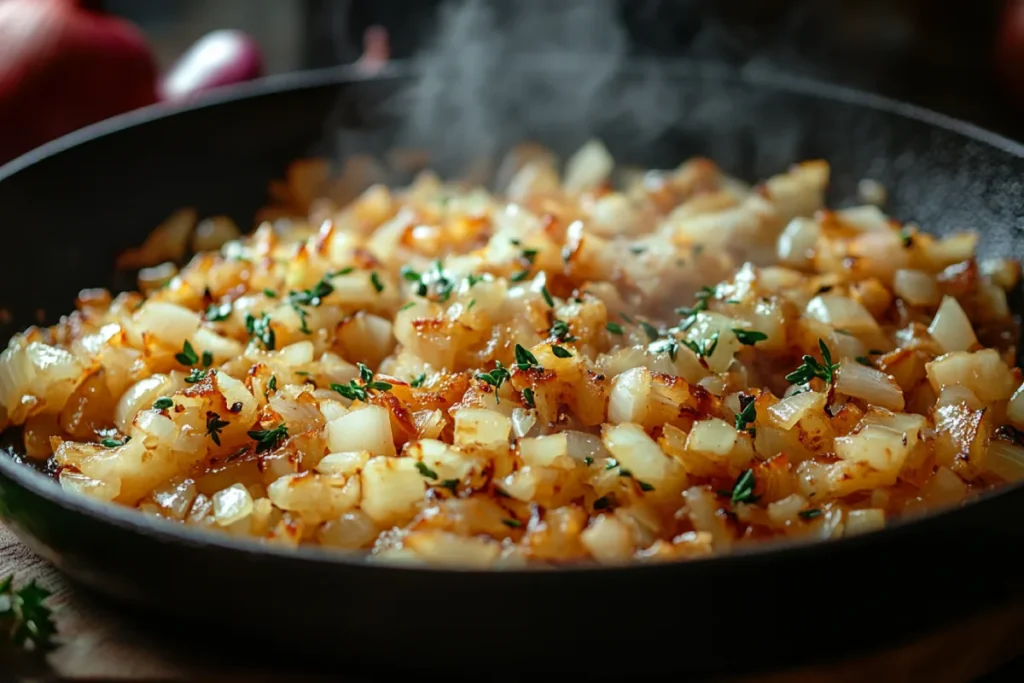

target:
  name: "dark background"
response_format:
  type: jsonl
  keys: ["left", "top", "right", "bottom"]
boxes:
{"left": 107, "top": 0, "right": 1024, "bottom": 142}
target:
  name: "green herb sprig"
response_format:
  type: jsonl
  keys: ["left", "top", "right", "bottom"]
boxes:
{"left": 784, "top": 339, "right": 839, "bottom": 386}
{"left": 0, "top": 575, "right": 58, "bottom": 651}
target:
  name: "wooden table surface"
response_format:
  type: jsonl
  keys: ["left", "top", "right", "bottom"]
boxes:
{"left": 3, "top": 523, "right": 1024, "bottom": 683}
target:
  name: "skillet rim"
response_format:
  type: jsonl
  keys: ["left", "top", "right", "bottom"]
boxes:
{"left": 1, "top": 59, "right": 1023, "bottom": 577}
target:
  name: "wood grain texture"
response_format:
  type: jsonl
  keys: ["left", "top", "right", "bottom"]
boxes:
{"left": 2, "top": 522, "right": 1023, "bottom": 682}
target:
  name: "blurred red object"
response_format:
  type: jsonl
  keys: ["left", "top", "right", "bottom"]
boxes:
{"left": 0, "top": 0, "right": 266, "bottom": 166}
{"left": 158, "top": 29, "right": 264, "bottom": 103}
{"left": 997, "top": 0, "right": 1024, "bottom": 107}
{"left": 0, "top": 0, "right": 156, "bottom": 164}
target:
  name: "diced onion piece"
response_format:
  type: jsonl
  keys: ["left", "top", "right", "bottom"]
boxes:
{"left": 834, "top": 359, "right": 904, "bottom": 411}
{"left": 805, "top": 295, "right": 879, "bottom": 337}
{"left": 133, "top": 301, "right": 201, "bottom": 349}
{"left": 603, "top": 423, "right": 686, "bottom": 494}
{"left": 767, "top": 390, "right": 825, "bottom": 430}
{"left": 564, "top": 139, "right": 613, "bottom": 193}
{"left": 1007, "top": 384, "right": 1024, "bottom": 431}
{"left": 316, "top": 451, "right": 371, "bottom": 476}
{"left": 986, "top": 440, "right": 1024, "bottom": 483}
{"left": 834, "top": 424, "right": 910, "bottom": 475}
{"left": 608, "top": 366, "right": 651, "bottom": 425}
{"left": 844, "top": 509, "right": 885, "bottom": 536}
{"left": 776, "top": 217, "right": 819, "bottom": 267}
{"left": 510, "top": 407, "right": 536, "bottom": 438}
{"left": 928, "top": 296, "right": 977, "bottom": 353}
{"left": 212, "top": 483, "right": 254, "bottom": 527}
{"left": 359, "top": 456, "right": 426, "bottom": 525}
{"left": 766, "top": 493, "right": 808, "bottom": 525}
{"left": 115, "top": 373, "right": 176, "bottom": 433}
{"left": 580, "top": 515, "right": 635, "bottom": 564}
{"left": 518, "top": 433, "right": 571, "bottom": 468}
{"left": 685, "top": 418, "right": 737, "bottom": 458}
{"left": 926, "top": 349, "right": 1016, "bottom": 402}
{"left": 326, "top": 405, "right": 396, "bottom": 456}
{"left": 453, "top": 408, "right": 511, "bottom": 454}
{"left": 893, "top": 269, "right": 941, "bottom": 307}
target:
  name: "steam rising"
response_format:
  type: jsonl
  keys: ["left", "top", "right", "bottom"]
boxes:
{"left": 396, "top": 0, "right": 682, "bottom": 175}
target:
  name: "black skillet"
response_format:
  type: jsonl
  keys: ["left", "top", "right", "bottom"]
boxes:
{"left": 1, "top": 62, "right": 1024, "bottom": 680}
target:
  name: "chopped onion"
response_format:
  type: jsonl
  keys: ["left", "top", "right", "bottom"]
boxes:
{"left": 776, "top": 217, "right": 819, "bottom": 267}
{"left": 844, "top": 509, "right": 885, "bottom": 536}
{"left": 1007, "top": 384, "right": 1024, "bottom": 430}
{"left": 359, "top": 456, "right": 426, "bottom": 525}
{"left": 767, "top": 390, "right": 825, "bottom": 430}
{"left": 928, "top": 296, "right": 977, "bottom": 353}
{"left": 608, "top": 366, "right": 651, "bottom": 425}
{"left": 893, "top": 269, "right": 940, "bottom": 307}
{"left": 564, "top": 139, "right": 613, "bottom": 194}
{"left": 834, "top": 424, "right": 910, "bottom": 475}
{"left": 453, "top": 408, "right": 511, "bottom": 454}
{"left": 986, "top": 440, "right": 1024, "bottom": 483}
{"left": 133, "top": 301, "right": 201, "bottom": 349}
{"left": 212, "top": 483, "right": 254, "bottom": 527}
{"left": 805, "top": 294, "right": 879, "bottom": 337}
{"left": 518, "top": 433, "right": 570, "bottom": 468}
{"left": 326, "top": 406, "right": 396, "bottom": 456}
{"left": 926, "top": 349, "right": 1016, "bottom": 402}
{"left": 834, "top": 359, "right": 905, "bottom": 411}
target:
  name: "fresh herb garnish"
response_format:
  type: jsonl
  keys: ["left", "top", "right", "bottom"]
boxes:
{"left": 541, "top": 286, "right": 555, "bottom": 308}
{"left": 675, "top": 285, "right": 716, "bottom": 318}
{"left": 521, "top": 249, "right": 539, "bottom": 264}
{"left": 476, "top": 362, "right": 512, "bottom": 400}
{"left": 0, "top": 575, "right": 58, "bottom": 651}
{"left": 583, "top": 456, "right": 594, "bottom": 466}
{"left": 735, "top": 393, "right": 757, "bottom": 435}
{"left": 206, "top": 302, "right": 232, "bottom": 322}
{"left": 639, "top": 321, "right": 660, "bottom": 342}
{"left": 606, "top": 322, "right": 624, "bottom": 335}
{"left": 732, "top": 329, "right": 768, "bottom": 346}
{"left": 247, "top": 423, "right": 288, "bottom": 453}
{"left": 509, "top": 270, "right": 530, "bottom": 283}
{"left": 370, "top": 271, "right": 384, "bottom": 293}
{"left": 653, "top": 338, "right": 679, "bottom": 361}
{"left": 855, "top": 356, "right": 873, "bottom": 367}
{"left": 268, "top": 375, "right": 278, "bottom": 392}
{"left": 245, "top": 312, "right": 276, "bottom": 351}
{"left": 415, "top": 462, "right": 438, "bottom": 479}
{"left": 900, "top": 227, "right": 913, "bottom": 248}
{"left": 521, "top": 387, "right": 535, "bottom": 408}
{"left": 440, "top": 478, "right": 460, "bottom": 493}
{"left": 551, "top": 345, "right": 572, "bottom": 359}
{"left": 682, "top": 331, "right": 720, "bottom": 359}
{"left": 205, "top": 411, "right": 230, "bottom": 446}
{"left": 620, "top": 313, "right": 635, "bottom": 325}
{"left": 638, "top": 480, "right": 655, "bottom": 492}
{"left": 784, "top": 339, "right": 839, "bottom": 387}
{"left": 550, "top": 319, "right": 577, "bottom": 343}
{"left": 263, "top": 288, "right": 278, "bottom": 298}
{"left": 514, "top": 344, "right": 541, "bottom": 370}
{"left": 175, "top": 340, "right": 199, "bottom": 367}
{"left": 399, "top": 301, "right": 416, "bottom": 312}
{"left": 501, "top": 518, "right": 522, "bottom": 528}
{"left": 330, "top": 363, "right": 392, "bottom": 402}
{"left": 100, "top": 435, "right": 130, "bottom": 448}
{"left": 184, "top": 368, "right": 209, "bottom": 384}
{"left": 799, "top": 509, "right": 822, "bottom": 520}
{"left": 410, "top": 373, "right": 426, "bottom": 388}
{"left": 729, "top": 469, "right": 759, "bottom": 505}
{"left": 153, "top": 397, "right": 174, "bottom": 410}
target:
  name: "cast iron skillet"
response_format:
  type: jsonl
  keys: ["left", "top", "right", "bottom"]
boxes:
{"left": 1, "top": 62, "right": 1024, "bottom": 680}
